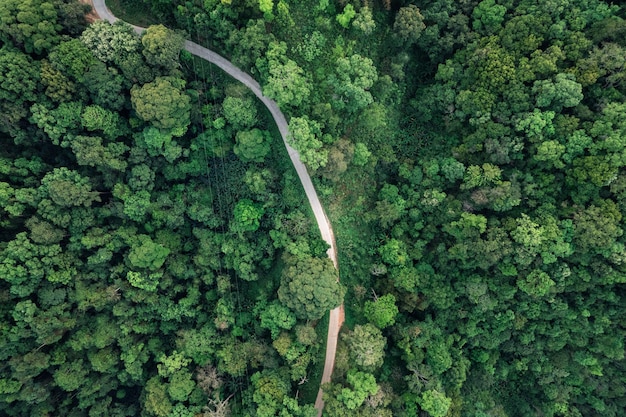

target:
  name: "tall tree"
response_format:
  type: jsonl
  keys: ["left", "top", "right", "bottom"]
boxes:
{"left": 141, "top": 24, "right": 184, "bottom": 71}
{"left": 278, "top": 255, "right": 344, "bottom": 320}
{"left": 130, "top": 76, "right": 191, "bottom": 136}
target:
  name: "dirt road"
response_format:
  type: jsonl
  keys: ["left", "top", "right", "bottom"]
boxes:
{"left": 89, "top": 2, "right": 344, "bottom": 413}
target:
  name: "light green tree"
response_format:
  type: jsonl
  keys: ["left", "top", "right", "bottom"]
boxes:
{"left": 419, "top": 389, "right": 452, "bottom": 417}
{"left": 352, "top": 143, "right": 371, "bottom": 166}
{"left": 353, "top": 7, "right": 376, "bottom": 35}
{"left": 80, "top": 20, "right": 141, "bottom": 64}
{"left": 364, "top": 294, "right": 399, "bottom": 329}
{"left": 234, "top": 129, "right": 272, "bottom": 163}
{"left": 81, "top": 105, "right": 121, "bottom": 139}
{"left": 141, "top": 24, "right": 184, "bottom": 71}
{"left": 259, "top": 0, "right": 274, "bottom": 21}
{"left": 144, "top": 377, "right": 173, "bottom": 417}
{"left": 126, "top": 270, "right": 161, "bottom": 292}
{"left": 344, "top": 324, "right": 386, "bottom": 371}
{"left": 263, "top": 56, "right": 311, "bottom": 108}
{"left": 287, "top": 116, "right": 327, "bottom": 170}
{"left": 336, "top": 4, "right": 356, "bottom": 29}
{"left": 128, "top": 235, "right": 170, "bottom": 271}
{"left": 131, "top": 76, "right": 191, "bottom": 136}
{"left": 534, "top": 140, "right": 566, "bottom": 169}
{"left": 328, "top": 54, "right": 378, "bottom": 113}
{"left": 251, "top": 369, "right": 290, "bottom": 416}
{"left": 157, "top": 351, "right": 190, "bottom": 378}
{"left": 167, "top": 370, "right": 195, "bottom": 402}
{"left": 222, "top": 95, "right": 257, "bottom": 129}
{"left": 232, "top": 199, "right": 264, "bottom": 232}
{"left": 338, "top": 370, "right": 378, "bottom": 410}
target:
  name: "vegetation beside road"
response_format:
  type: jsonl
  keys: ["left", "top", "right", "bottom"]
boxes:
{"left": 2, "top": 0, "right": 626, "bottom": 416}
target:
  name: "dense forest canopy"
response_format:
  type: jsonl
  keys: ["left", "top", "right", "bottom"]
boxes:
{"left": 2, "top": 0, "right": 626, "bottom": 417}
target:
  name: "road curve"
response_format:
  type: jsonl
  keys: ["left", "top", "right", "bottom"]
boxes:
{"left": 90, "top": 1, "right": 343, "bottom": 414}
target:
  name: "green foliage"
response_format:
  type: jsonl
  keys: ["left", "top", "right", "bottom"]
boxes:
{"left": 141, "top": 126, "right": 182, "bottom": 162}
{"left": 419, "top": 390, "right": 452, "bottom": 417}
{"left": 49, "top": 38, "right": 95, "bottom": 80}
{"left": 0, "top": 0, "right": 63, "bottom": 54}
{"left": 472, "top": 0, "right": 507, "bottom": 34}
{"left": 126, "top": 270, "right": 158, "bottom": 291}
{"left": 167, "top": 370, "right": 195, "bottom": 401}
{"left": 287, "top": 117, "right": 328, "bottom": 171}
{"left": 54, "top": 359, "right": 88, "bottom": 392}
{"left": 234, "top": 128, "right": 272, "bottom": 163}
{"left": 336, "top": 4, "right": 356, "bottom": 29}
{"left": 338, "top": 370, "right": 377, "bottom": 410}
{"left": 81, "top": 105, "right": 122, "bottom": 139}
{"left": 141, "top": 24, "right": 184, "bottom": 71}
{"left": 517, "top": 269, "right": 555, "bottom": 297}
{"left": 83, "top": 61, "right": 126, "bottom": 110}
{"left": 0, "top": 48, "right": 39, "bottom": 104}
{"left": 363, "top": 294, "right": 398, "bottom": 329}
{"left": 131, "top": 76, "right": 191, "bottom": 136}
{"left": 6, "top": 1, "right": 626, "bottom": 416}
{"left": 378, "top": 239, "right": 408, "bottom": 266}
{"left": 353, "top": 7, "right": 376, "bottom": 35}
{"left": 260, "top": 301, "right": 297, "bottom": 339}
{"left": 533, "top": 73, "right": 584, "bottom": 110}
{"left": 80, "top": 20, "right": 141, "bottom": 64}
{"left": 232, "top": 199, "right": 264, "bottom": 233}
{"left": 30, "top": 101, "right": 83, "bottom": 144}
{"left": 222, "top": 95, "right": 257, "bottom": 129}
{"left": 394, "top": 5, "right": 426, "bottom": 44}
{"left": 128, "top": 234, "right": 171, "bottom": 271}
{"left": 261, "top": 42, "right": 311, "bottom": 108}
{"left": 352, "top": 143, "right": 371, "bottom": 167}
{"left": 144, "top": 377, "right": 173, "bottom": 417}
{"left": 344, "top": 324, "right": 386, "bottom": 372}
{"left": 40, "top": 167, "right": 100, "bottom": 208}
{"left": 278, "top": 255, "right": 344, "bottom": 320}
{"left": 40, "top": 59, "right": 75, "bottom": 103}
{"left": 0, "top": 47, "right": 40, "bottom": 130}
{"left": 294, "top": 31, "right": 327, "bottom": 63}
{"left": 258, "top": 0, "right": 274, "bottom": 21}
{"left": 66, "top": 134, "right": 128, "bottom": 171}
{"left": 226, "top": 19, "right": 276, "bottom": 70}
{"left": 251, "top": 369, "right": 290, "bottom": 416}
{"left": 328, "top": 54, "right": 378, "bottom": 114}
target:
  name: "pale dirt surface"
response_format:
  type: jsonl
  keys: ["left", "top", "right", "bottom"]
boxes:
{"left": 79, "top": 0, "right": 99, "bottom": 23}
{"left": 90, "top": 2, "right": 344, "bottom": 413}
{"left": 314, "top": 304, "right": 345, "bottom": 413}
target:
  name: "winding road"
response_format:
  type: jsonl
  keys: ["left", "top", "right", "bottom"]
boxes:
{"left": 90, "top": 1, "right": 343, "bottom": 414}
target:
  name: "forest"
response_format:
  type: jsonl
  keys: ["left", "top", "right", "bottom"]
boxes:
{"left": 1, "top": 0, "right": 626, "bottom": 416}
